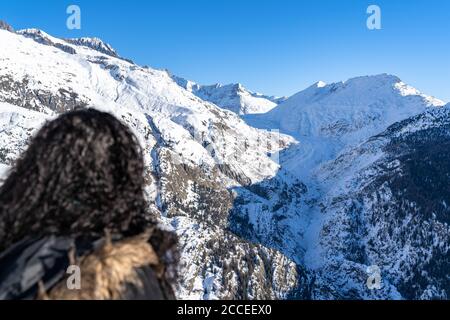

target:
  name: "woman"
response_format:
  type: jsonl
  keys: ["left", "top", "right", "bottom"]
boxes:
{"left": 0, "top": 108, "right": 178, "bottom": 300}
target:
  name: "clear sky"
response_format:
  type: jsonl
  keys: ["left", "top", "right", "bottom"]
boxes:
{"left": 1, "top": 0, "right": 449, "bottom": 101}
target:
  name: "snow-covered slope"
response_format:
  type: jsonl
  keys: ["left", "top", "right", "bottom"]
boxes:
{"left": 0, "top": 26, "right": 297, "bottom": 299}
{"left": 173, "top": 76, "right": 286, "bottom": 115}
{"left": 0, "top": 164, "right": 10, "bottom": 182}
{"left": 0, "top": 102, "right": 49, "bottom": 165}
{"left": 249, "top": 74, "right": 444, "bottom": 137}
{"left": 310, "top": 104, "right": 450, "bottom": 299}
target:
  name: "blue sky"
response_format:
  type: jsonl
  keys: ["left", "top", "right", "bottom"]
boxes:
{"left": 1, "top": 0, "right": 449, "bottom": 101}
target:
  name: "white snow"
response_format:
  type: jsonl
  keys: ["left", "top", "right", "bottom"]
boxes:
{"left": 0, "top": 163, "right": 10, "bottom": 178}
{"left": 245, "top": 73, "right": 443, "bottom": 182}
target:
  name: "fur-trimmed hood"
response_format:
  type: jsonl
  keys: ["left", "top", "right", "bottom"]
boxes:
{"left": 0, "top": 227, "right": 178, "bottom": 300}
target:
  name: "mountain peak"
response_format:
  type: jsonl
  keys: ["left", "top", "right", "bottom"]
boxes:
{"left": 17, "top": 28, "right": 78, "bottom": 55}
{"left": 0, "top": 20, "right": 14, "bottom": 32}
{"left": 315, "top": 81, "right": 327, "bottom": 88}
{"left": 234, "top": 83, "right": 245, "bottom": 91}
{"left": 18, "top": 29, "right": 124, "bottom": 60}
{"left": 171, "top": 76, "right": 282, "bottom": 115}
{"left": 250, "top": 73, "right": 444, "bottom": 142}
{"left": 342, "top": 74, "right": 444, "bottom": 106}
{"left": 17, "top": 28, "right": 49, "bottom": 37}
{"left": 344, "top": 73, "right": 401, "bottom": 86}
{"left": 65, "top": 37, "right": 118, "bottom": 57}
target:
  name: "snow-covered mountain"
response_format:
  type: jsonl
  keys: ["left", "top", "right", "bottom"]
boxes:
{"left": 250, "top": 75, "right": 443, "bottom": 136}
{"left": 310, "top": 104, "right": 450, "bottom": 299}
{"left": 239, "top": 75, "right": 449, "bottom": 299}
{"left": 0, "top": 20, "right": 449, "bottom": 300}
{"left": 245, "top": 74, "right": 445, "bottom": 180}
{"left": 173, "top": 75, "right": 286, "bottom": 115}
{"left": 65, "top": 37, "right": 118, "bottom": 58}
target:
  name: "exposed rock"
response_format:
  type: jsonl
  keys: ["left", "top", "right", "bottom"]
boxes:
{"left": 0, "top": 21, "right": 14, "bottom": 33}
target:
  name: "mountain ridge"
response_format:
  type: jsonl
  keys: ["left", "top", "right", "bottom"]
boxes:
{"left": 172, "top": 74, "right": 287, "bottom": 115}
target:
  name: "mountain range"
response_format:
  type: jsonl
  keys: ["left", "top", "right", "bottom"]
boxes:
{"left": 0, "top": 21, "right": 448, "bottom": 299}
{"left": 172, "top": 75, "right": 287, "bottom": 115}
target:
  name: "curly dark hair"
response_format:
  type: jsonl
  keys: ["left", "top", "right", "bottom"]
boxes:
{"left": 0, "top": 108, "right": 154, "bottom": 252}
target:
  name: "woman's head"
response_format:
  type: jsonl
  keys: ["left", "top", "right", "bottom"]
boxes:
{"left": 0, "top": 108, "right": 152, "bottom": 250}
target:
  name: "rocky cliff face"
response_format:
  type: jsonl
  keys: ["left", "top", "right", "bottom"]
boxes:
{"left": 0, "top": 20, "right": 14, "bottom": 32}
